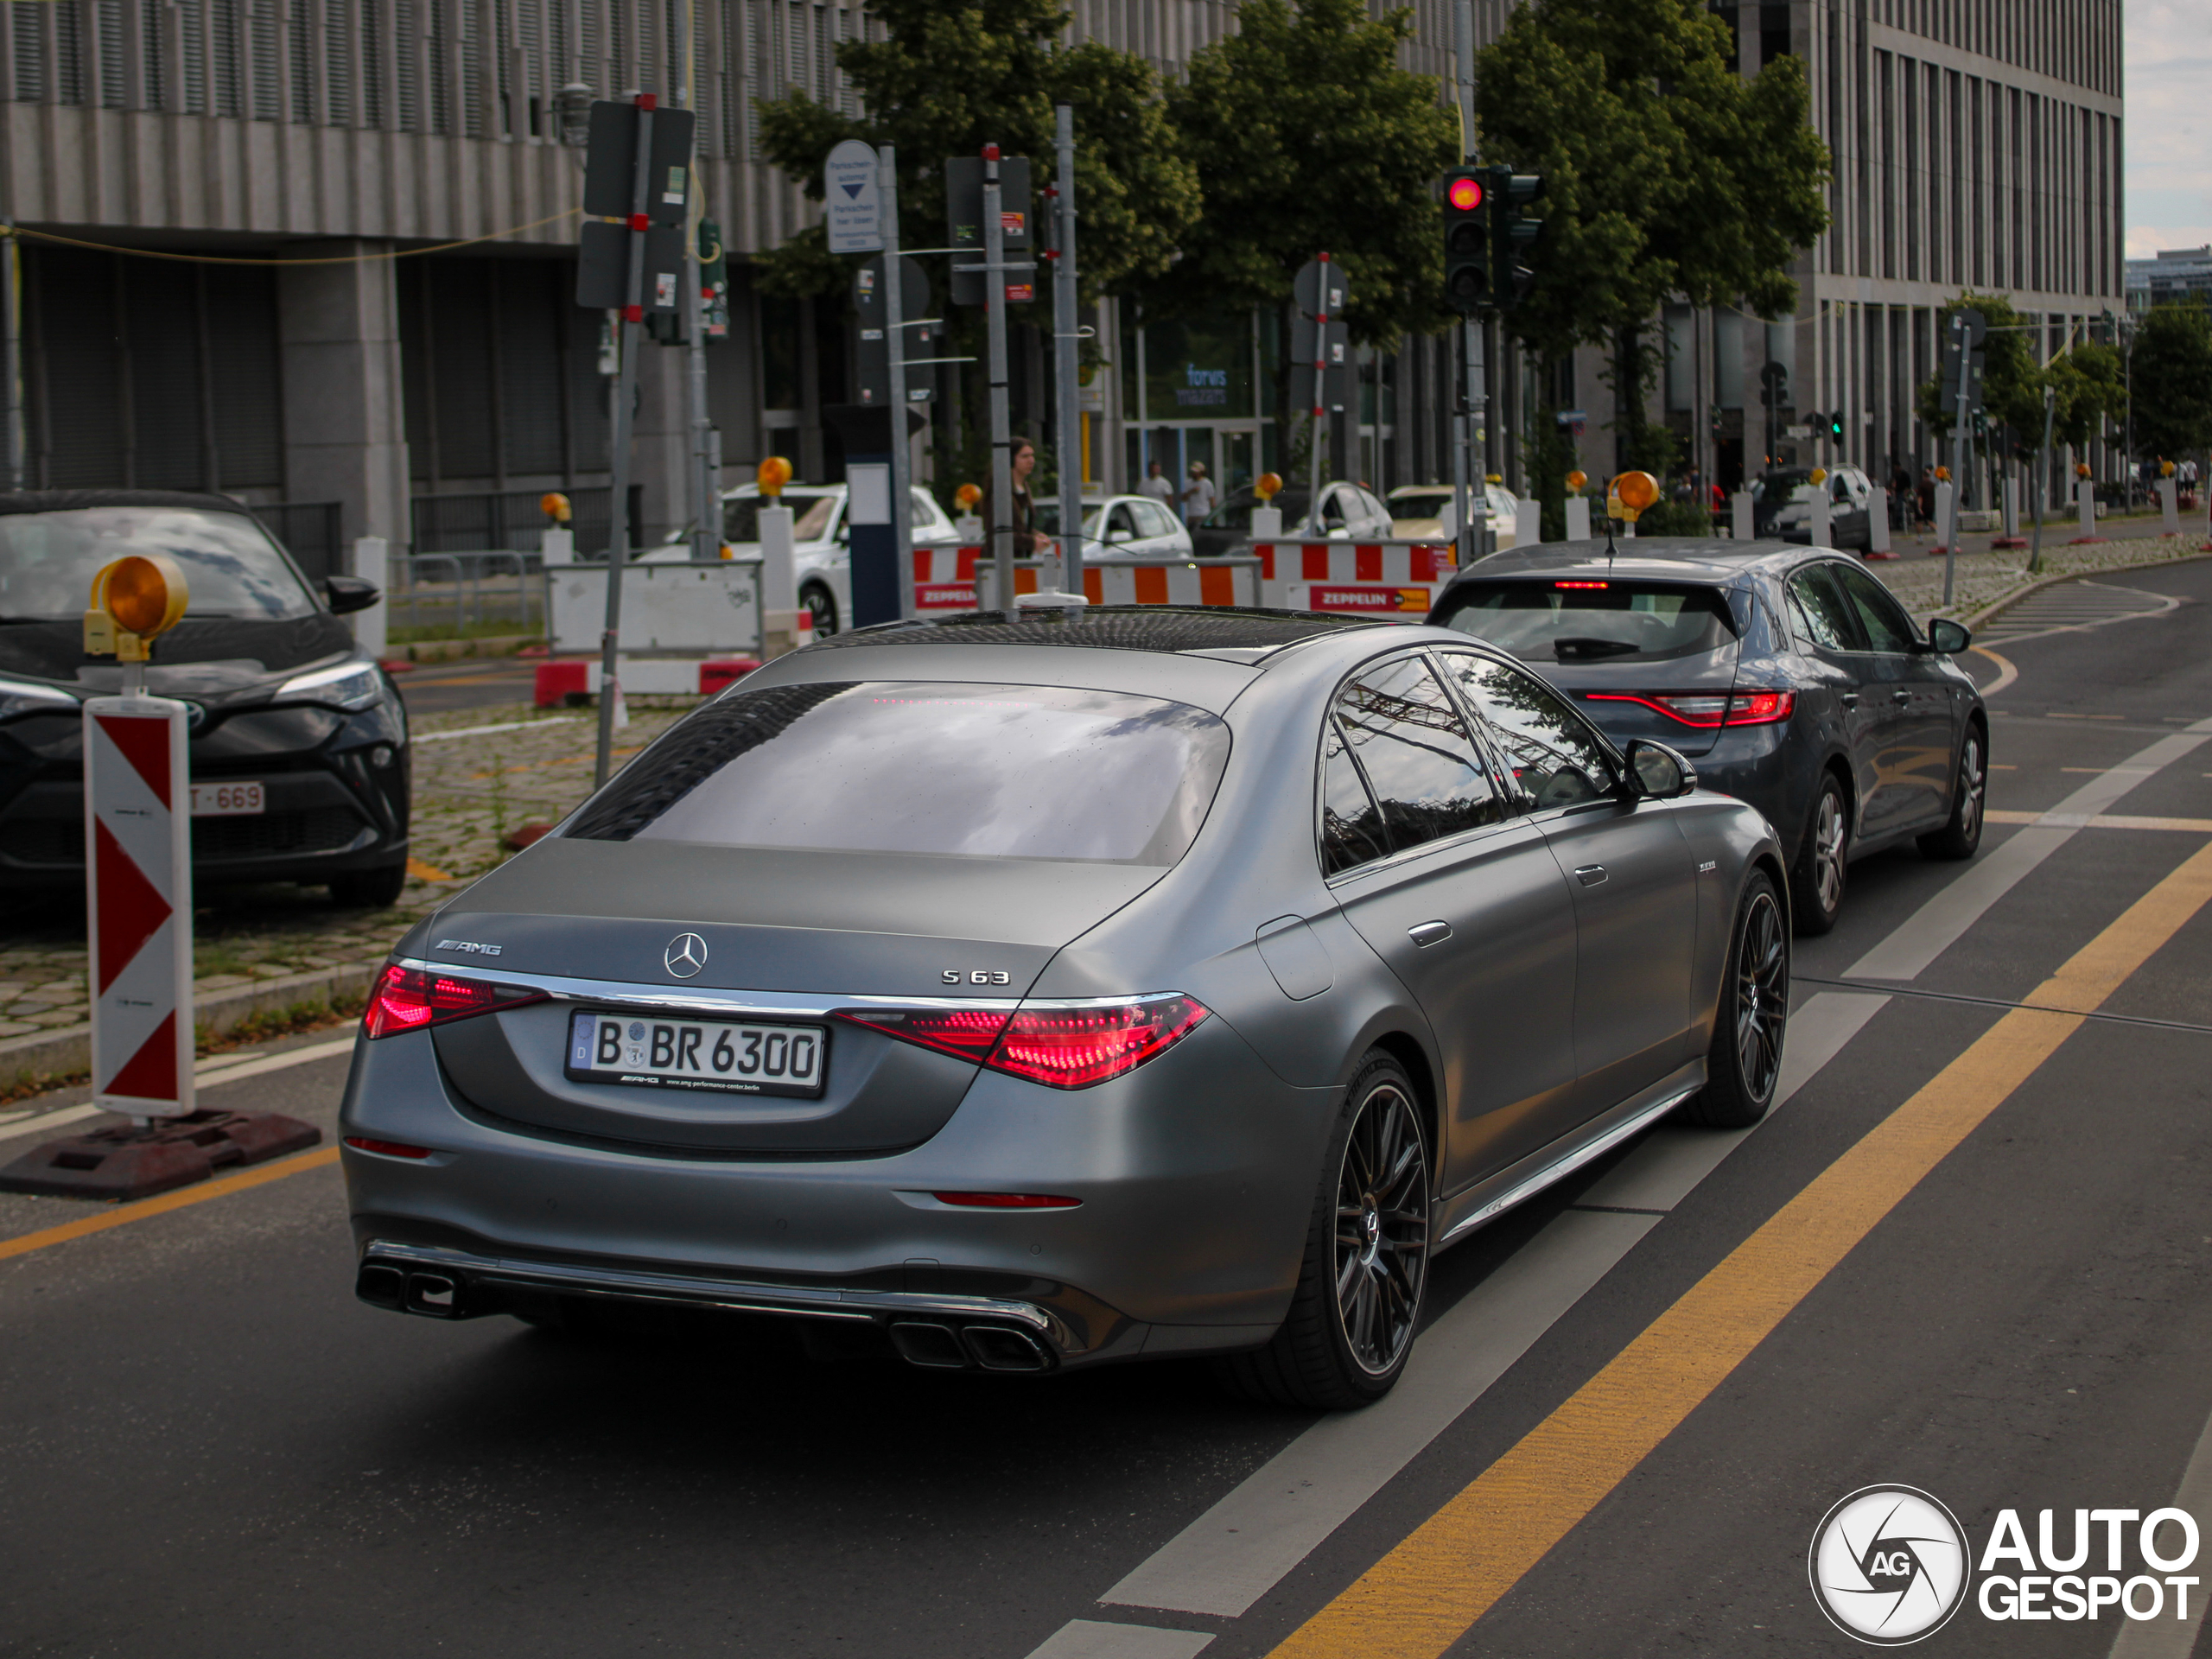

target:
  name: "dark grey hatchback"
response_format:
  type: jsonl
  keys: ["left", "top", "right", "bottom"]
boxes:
{"left": 1429, "top": 538, "right": 1987, "bottom": 934}
{"left": 0, "top": 491, "right": 410, "bottom": 904}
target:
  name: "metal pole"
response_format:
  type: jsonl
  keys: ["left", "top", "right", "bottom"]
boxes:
{"left": 2, "top": 232, "right": 22, "bottom": 489}
{"left": 1308, "top": 252, "right": 1332, "bottom": 528}
{"left": 1135, "top": 304, "right": 1148, "bottom": 484}
{"left": 1052, "top": 104, "right": 1084, "bottom": 601}
{"left": 982, "top": 145, "right": 1015, "bottom": 615}
{"left": 1942, "top": 314, "right": 1969, "bottom": 608}
{"left": 594, "top": 95, "right": 656, "bottom": 788}
{"left": 678, "top": 1, "right": 715, "bottom": 567}
{"left": 1453, "top": 0, "right": 1478, "bottom": 558}
{"left": 2029, "top": 383, "right": 2055, "bottom": 575}
{"left": 880, "top": 145, "right": 915, "bottom": 620}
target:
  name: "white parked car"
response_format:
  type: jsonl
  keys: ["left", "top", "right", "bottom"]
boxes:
{"left": 1388, "top": 482, "right": 1520, "bottom": 545}
{"left": 645, "top": 480, "right": 962, "bottom": 636}
{"left": 1033, "top": 493, "right": 1193, "bottom": 560}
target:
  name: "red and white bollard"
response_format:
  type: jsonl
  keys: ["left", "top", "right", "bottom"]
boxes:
{"left": 0, "top": 556, "right": 318, "bottom": 1201}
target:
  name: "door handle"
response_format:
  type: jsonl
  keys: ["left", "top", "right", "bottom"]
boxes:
{"left": 1892, "top": 689, "right": 1912, "bottom": 703}
{"left": 1573, "top": 865, "right": 1609, "bottom": 887}
{"left": 1839, "top": 691, "right": 1859, "bottom": 707}
{"left": 1408, "top": 920, "right": 1452, "bottom": 948}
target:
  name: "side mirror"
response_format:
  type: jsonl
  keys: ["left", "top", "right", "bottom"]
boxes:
{"left": 324, "top": 575, "right": 381, "bottom": 615}
{"left": 1928, "top": 618, "right": 1972, "bottom": 655}
{"left": 1624, "top": 739, "right": 1697, "bottom": 800}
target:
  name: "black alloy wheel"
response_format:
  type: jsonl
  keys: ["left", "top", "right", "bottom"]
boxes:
{"left": 1790, "top": 772, "right": 1848, "bottom": 936}
{"left": 1918, "top": 728, "right": 1987, "bottom": 861}
{"left": 801, "top": 582, "right": 839, "bottom": 638}
{"left": 1683, "top": 871, "right": 1790, "bottom": 1128}
{"left": 1217, "top": 1052, "right": 1430, "bottom": 1408}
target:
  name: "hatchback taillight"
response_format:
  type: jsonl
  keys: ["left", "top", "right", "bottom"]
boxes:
{"left": 364, "top": 963, "right": 546, "bottom": 1039}
{"left": 1584, "top": 690, "right": 1796, "bottom": 728}
{"left": 831, "top": 994, "right": 1209, "bottom": 1090}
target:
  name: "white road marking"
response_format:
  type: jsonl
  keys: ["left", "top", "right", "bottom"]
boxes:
{"left": 0, "top": 1036, "right": 357, "bottom": 1147}
{"left": 1847, "top": 716, "right": 2212, "bottom": 982}
{"left": 415, "top": 716, "right": 581, "bottom": 742}
{"left": 1099, "top": 1210, "right": 1659, "bottom": 1619}
{"left": 2106, "top": 1397, "right": 2212, "bottom": 1658}
{"left": 1025, "top": 1620, "right": 1214, "bottom": 1658}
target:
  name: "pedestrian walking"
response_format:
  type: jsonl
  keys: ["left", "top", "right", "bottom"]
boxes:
{"left": 1179, "top": 461, "right": 1217, "bottom": 525}
{"left": 981, "top": 437, "right": 1052, "bottom": 556}
{"left": 1916, "top": 467, "right": 1936, "bottom": 532}
{"left": 1138, "top": 460, "right": 1176, "bottom": 509}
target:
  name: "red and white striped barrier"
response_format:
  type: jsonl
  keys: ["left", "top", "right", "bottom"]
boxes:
{"left": 83, "top": 696, "right": 194, "bottom": 1116}
{"left": 1251, "top": 541, "right": 1457, "bottom": 615}
{"left": 534, "top": 657, "right": 761, "bottom": 707}
{"left": 927, "top": 549, "right": 1268, "bottom": 613}
{"left": 913, "top": 546, "right": 985, "bottom": 613}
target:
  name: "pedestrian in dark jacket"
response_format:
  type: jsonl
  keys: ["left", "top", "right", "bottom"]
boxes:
{"left": 981, "top": 438, "right": 1052, "bottom": 555}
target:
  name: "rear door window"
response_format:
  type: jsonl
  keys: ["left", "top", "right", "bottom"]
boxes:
{"left": 568, "top": 682, "right": 1231, "bottom": 866}
{"left": 1320, "top": 720, "right": 1391, "bottom": 875}
{"left": 1433, "top": 580, "right": 1737, "bottom": 664}
{"left": 1329, "top": 655, "right": 1503, "bottom": 858}
{"left": 1785, "top": 564, "right": 1863, "bottom": 652}
{"left": 1440, "top": 652, "right": 1618, "bottom": 810}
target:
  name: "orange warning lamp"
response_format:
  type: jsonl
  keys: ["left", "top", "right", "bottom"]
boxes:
{"left": 1810, "top": 467, "right": 1828, "bottom": 486}
{"left": 2075, "top": 462, "right": 2092, "bottom": 480}
{"left": 758, "top": 456, "right": 793, "bottom": 499}
{"left": 1610, "top": 470, "right": 1661, "bottom": 523}
{"left": 1566, "top": 470, "right": 1588, "bottom": 493}
{"left": 540, "top": 492, "right": 573, "bottom": 524}
{"left": 2161, "top": 460, "right": 2177, "bottom": 478}
{"left": 956, "top": 482, "right": 982, "bottom": 512}
{"left": 85, "top": 555, "right": 188, "bottom": 664}
{"left": 1936, "top": 466, "right": 1951, "bottom": 483}
{"left": 1255, "top": 473, "right": 1283, "bottom": 503}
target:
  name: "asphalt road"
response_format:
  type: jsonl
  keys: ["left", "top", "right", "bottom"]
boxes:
{"left": 6, "top": 560, "right": 2212, "bottom": 1659}
{"left": 394, "top": 658, "right": 544, "bottom": 715}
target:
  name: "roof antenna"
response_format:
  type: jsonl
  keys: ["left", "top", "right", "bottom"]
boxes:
{"left": 1603, "top": 476, "right": 1618, "bottom": 568}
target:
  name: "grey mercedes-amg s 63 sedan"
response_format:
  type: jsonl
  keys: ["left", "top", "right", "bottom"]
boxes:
{"left": 342, "top": 607, "right": 1789, "bottom": 1408}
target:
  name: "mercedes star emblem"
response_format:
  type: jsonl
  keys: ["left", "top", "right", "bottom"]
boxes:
{"left": 664, "top": 932, "right": 708, "bottom": 978}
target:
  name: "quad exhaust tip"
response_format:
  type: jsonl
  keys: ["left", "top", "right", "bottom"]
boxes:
{"left": 889, "top": 1319, "right": 1050, "bottom": 1373}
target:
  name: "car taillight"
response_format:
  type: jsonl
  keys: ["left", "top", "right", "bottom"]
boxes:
{"left": 1584, "top": 690, "right": 1796, "bottom": 728}
{"left": 932, "top": 1192, "right": 1081, "bottom": 1208}
{"left": 363, "top": 963, "right": 546, "bottom": 1039}
{"left": 344, "top": 1135, "right": 433, "bottom": 1159}
{"left": 831, "top": 993, "right": 1209, "bottom": 1090}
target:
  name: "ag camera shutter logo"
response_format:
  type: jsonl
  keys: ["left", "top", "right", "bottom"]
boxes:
{"left": 1809, "top": 1485, "right": 1969, "bottom": 1645}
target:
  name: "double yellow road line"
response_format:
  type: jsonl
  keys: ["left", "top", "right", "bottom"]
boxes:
{"left": 1274, "top": 838, "right": 2212, "bottom": 1658}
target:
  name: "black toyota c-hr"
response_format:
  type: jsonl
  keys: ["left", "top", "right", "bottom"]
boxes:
{"left": 0, "top": 490, "right": 411, "bottom": 906}
{"left": 1429, "top": 537, "right": 1987, "bottom": 934}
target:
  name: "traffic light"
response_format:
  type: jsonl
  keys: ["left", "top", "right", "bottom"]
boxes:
{"left": 1828, "top": 410, "right": 1845, "bottom": 444}
{"left": 1488, "top": 168, "right": 1544, "bottom": 308}
{"left": 1442, "top": 168, "right": 1489, "bottom": 315}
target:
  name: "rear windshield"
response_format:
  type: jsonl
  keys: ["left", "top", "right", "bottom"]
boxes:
{"left": 1433, "top": 581, "right": 1738, "bottom": 664}
{"left": 566, "top": 680, "right": 1231, "bottom": 865}
{"left": 0, "top": 506, "right": 318, "bottom": 620}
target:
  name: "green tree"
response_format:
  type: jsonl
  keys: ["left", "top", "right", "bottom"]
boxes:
{"left": 1148, "top": 0, "right": 1458, "bottom": 441}
{"left": 2128, "top": 300, "right": 2212, "bottom": 461}
{"left": 1475, "top": 0, "right": 1828, "bottom": 494}
{"left": 1913, "top": 296, "right": 2125, "bottom": 503}
{"left": 753, "top": 0, "right": 1198, "bottom": 304}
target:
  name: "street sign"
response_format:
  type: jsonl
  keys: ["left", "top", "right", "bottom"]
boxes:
{"left": 1294, "top": 258, "right": 1351, "bottom": 320}
{"left": 581, "top": 99, "right": 694, "bottom": 226}
{"left": 576, "top": 219, "right": 683, "bottom": 311}
{"left": 945, "top": 156, "right": 1031, "bottom": 305}
{"left": 855, "top": 254, "right": 931, "bottom": 407}
{"left": 1288, "top": 313, "right": 1350, "bottom": 410}
{"left": 824, "top": 138, "right": 883, "bottom": 253}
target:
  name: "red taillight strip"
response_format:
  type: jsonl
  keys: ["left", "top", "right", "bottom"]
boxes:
{"left": 343, "top": 1136, "right": 432, "bottom": 1159}
{"left": 831, "top": 993, "right": 1210, "bottom": 1090}
{"left": 363, "top": 963, "right": 547, "bottom": 1039}
{"left": 931, "top": 1192, "right": 1081, "bottom": 1209}
{"left": 1583, "top": 690, "right": 1796, "bottom": 728}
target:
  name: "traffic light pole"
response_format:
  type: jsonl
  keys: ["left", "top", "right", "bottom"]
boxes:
{"left": 879, "top": 145, "right": 916, "bottom": 619}
{"left": 1942, "top": 311, "right": 1972, "bottom": 608}
{"left": 1453, "top": 0, "right": 1480, "bottom": 564}
{"left": 1051, "top": 104, "right": 1084, "bottom": 601}
{"left": 1308, "top": 252, "right": 1335, "bottom": 529}
{"left": 677, "top": 14, "right": 716, "bottom": 568}
{"left": 594, "top": 97, "right": 655, "bottom": 790}
{"left": 981, "top": 146, "right": 1016, "bottom": 616}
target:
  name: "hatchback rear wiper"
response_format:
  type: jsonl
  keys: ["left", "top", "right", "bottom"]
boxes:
{"left": 1552, "top": 638, "right": 1639, "bottom": 660}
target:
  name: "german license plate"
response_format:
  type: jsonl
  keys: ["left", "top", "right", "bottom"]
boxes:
{"left": 190, "top": 781, "right": 265, "bottom": 817}
{"left": 564, "top": 1009, "right": 827, "bottom": 1097}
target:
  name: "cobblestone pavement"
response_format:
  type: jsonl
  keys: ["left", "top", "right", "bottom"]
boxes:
{"left": 0, "top": 701, "right": 689, "bottom": 1042}
{"left": 1873, "top": 530, "right": 2211, "bottom": 623}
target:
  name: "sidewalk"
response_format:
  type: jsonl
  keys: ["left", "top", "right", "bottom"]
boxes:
{"left": 1869, "top": 522, "right": 2211, "bottom": 625}
{"left": 0, "top": 700, "right": 690, "bottom": 1096}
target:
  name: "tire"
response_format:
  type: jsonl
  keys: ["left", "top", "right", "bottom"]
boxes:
{"left": 1681, "top": 871, "right": 1790, "bottom": 1129}
{"left": 1789, "top": 772, "right": 1849, "bottom": 937}
{"left": 329, "top": 861, "right": 406, "bottom": 909}
{"left": 1216, "top": 1052, "right": 1430, "bottom": 1409}
{"left": 1917, "top": 725, "right": 1987, "bottom": 861}
{"left": 800, "top": 582, "right": 839, "bottom": 638}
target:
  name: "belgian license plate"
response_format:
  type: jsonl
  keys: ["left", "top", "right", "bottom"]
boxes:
{"left": 564, "top": 1009, "right": 826, "bottom": 1097}
{"left": 190, "top": 781, "right": 265, "bottom": 817}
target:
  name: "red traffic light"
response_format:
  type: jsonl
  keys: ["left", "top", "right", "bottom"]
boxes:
{"left": 1447, "top": 175, "right": 1485, "bottom": 212}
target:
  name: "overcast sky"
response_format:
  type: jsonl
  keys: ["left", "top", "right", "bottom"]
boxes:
{"left": 2126, "top": 1, "right": 2209, "bottom": 258}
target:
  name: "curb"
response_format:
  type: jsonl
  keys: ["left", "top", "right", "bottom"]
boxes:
{"left": 0, "top": 957, "right": 385, "bottom": 1090}
{"left": 1908, "top": 541, "right": 2212, "bottom": 631}
{"left": 398, "top": 635, "right": 538, "bottom": 663}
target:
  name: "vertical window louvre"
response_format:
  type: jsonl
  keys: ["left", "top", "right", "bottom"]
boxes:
{"left": 324, "top": 0, "right": 352, "bottom": 124}
{"left": 493, "top": 0, "right": 512, "bottom": 136}
{"left": 361, "top": 0, "right": 383, "bottom": 127}
{"left": 461, "top": 0, "right": 482, "bottom": 136}
{"left": 12, "top": 6, "right": 47, "bottom": 104}
{"left": 95, "top": 2, "right": 124, "bottom": 111}
{"left": 251, "top": 0, "right": 280, "bottom": 119}
{"left": 742, "top": 0, "right": 760, "bottom": 158}
{"left": 140, "top": 0, "right": 164, "bottom": 110}
{"left": 289, "top": 0, "right": 312, "bottom": 122}
{"left": 54, "top": 0, "right": 85, "bottom": 104}
{"left": 185, "top": 0, "right": 213, "bottom": 114}
{"left": 396, "top": 0, "right": 419, "bottom": 130}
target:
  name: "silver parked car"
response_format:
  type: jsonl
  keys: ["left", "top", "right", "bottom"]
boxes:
{"left": 342, "top": 608, "right": 1788, "bottom": 1408}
